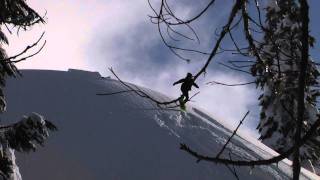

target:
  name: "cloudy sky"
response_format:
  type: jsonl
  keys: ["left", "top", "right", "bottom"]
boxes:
{"left": 4, "top": 0, "right": 320, "bottom": 136}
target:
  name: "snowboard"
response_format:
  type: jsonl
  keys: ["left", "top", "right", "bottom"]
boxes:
{"left": 179, "top": 96, "right": 187, "bottom": 111}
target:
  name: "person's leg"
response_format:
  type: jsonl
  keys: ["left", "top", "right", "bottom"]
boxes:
{"left": 182, "top": 90, "right": 189, "bottom": 101}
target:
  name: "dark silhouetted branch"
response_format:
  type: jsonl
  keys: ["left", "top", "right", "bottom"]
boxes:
{"left": 218, "top": 62, "right": 252, "bottom": 75}
{"left": 180, "top": 115, "right": 320, "bottom": 167}
{"left": 194, "top": 0, "right": 243, "bottom": 80}
{"left": 3, "top": 32, "right": 46, "bottom": 63}
{"left": 107, "top": 68, "right": 197, "bottom": 109}
{"left": 216, "top": 111, "right": 250, "bottom": 158}
{"left": 97, "top": 90, "right": 137, "bottom": 96}
{"left": 207, "top": 80, "right": 255, "bottom": 86}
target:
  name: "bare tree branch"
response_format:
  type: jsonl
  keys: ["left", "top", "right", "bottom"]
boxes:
{"left": 107, "top": 68, "right": 199, "bottom": 109}
{"left": 2, "top": 32, "right": 45, "bottom": 63}
{"left": 206, "top": 80, "right": 255, "bottom": 86}
{"left": 180, "top": 116, "right": 320, "bottom": 167}
{"left": 216, "top": 111, "right": 250, "bottom": 158}
{"left": 194, "top": 0, "right": 243, "bottom": 80}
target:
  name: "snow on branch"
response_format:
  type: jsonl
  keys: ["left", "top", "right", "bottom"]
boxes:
{"left": 0, "top": 113, "right": 56, "bottom": 178}
{"left": 0, "top": 113, "right": 57, "bottom": 152}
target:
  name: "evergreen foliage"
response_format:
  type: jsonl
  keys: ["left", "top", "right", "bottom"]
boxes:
{"left": 0, "top": 1, "right": 56, "bottom": 179}
{"left": 253, "top": 0, "right": 320, "bottom": 165}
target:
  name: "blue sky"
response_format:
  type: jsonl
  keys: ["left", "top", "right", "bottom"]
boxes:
{"left": 4, "top": 0, "right": 320, "bottom": 136}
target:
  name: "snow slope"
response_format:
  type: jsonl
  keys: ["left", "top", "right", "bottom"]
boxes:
{"left": 1, "top": 69, "right": 318, "bottom": 180}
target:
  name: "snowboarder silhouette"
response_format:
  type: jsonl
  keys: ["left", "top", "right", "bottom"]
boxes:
{"left": 173, "top": 73, "right": 199, "bottom": 103}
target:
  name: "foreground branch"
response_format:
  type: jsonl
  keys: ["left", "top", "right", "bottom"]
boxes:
{"left": 194, "top": 0, "right": 242, "bottom": 79}
{"left": 3, "top": 32, "right": 45, "bottom": 63}
{"left": 181, "top": 115, "right": 320, "bottom": 167}
{"left": 216, "top": 111, "right": 249, "bottom": 158}
{"left": 106, "top": 68, "right": 199, "bottom": 109}
{"left": 206, "top": 80, "right": 255, "bottom": 86}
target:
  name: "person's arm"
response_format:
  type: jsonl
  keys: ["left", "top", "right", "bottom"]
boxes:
{"left": 173, "top": 79, "right": 184, "bottom": 86}
{"left": 193, "top": 82, "right": 199, "bottom": 88}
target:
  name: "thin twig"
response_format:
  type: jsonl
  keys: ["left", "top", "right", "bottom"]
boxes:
{"left": 96, "top": 90, "right": 137, "bottom": 96}
{"left": 3, "top": 32, "right": 45, "bottom": 62}
{"left": 206, "top": 80, "right": 255, "bottom": 86}
{"left": 216, "top": 111, "right": 249, "bottom": 158}
{"left": 194, "top": 0, "right": 243, "bottom": 80}
{"left": 108, "top": 68, "right": 183, "bottom": 108}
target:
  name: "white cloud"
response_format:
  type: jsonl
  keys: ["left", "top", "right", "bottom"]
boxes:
{"left": 5, "top": 0, "right": 108, "bottom": 70}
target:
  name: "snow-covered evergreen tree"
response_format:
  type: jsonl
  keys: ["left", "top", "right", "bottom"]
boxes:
{"left": 0, "top": 1, "right": 57, "bottom": 179}
{"left": 252, "top": 0, "right": 320, "bottom": 170}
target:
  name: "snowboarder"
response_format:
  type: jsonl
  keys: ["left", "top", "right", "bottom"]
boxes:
{"left": 173, "top": 73, "right": 199, "bottom": 103}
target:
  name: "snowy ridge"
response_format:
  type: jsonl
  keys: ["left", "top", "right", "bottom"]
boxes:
{"left": 1, "top": 69, "right": 318, "bottom": 180}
